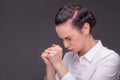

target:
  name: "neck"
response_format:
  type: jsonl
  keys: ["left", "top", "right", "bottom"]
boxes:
{"left": 78, "top": 35, "right": 97, "bottom": 57}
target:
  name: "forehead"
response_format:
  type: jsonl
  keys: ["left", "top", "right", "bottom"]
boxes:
{"left": 55, "top": 22, "right": 80, "bottom": 39}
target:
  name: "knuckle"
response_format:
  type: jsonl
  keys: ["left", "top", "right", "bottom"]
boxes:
{"left": 59, "top": 47, "right": 62, "bottom": 51}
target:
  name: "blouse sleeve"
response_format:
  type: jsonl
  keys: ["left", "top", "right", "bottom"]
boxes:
{"left": 61, "top": 72, "right": 75, "bottom": 80}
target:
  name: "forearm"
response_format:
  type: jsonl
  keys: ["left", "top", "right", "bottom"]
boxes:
{"left": 54, "top": 61, "right": 68, "bottom": 79}
{"left": 46, "top": 66, "right": 56, "bottom": 80}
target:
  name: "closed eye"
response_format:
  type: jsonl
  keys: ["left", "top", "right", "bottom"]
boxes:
{"left": 65, "top": 37, "right": 71, "bottom": 41}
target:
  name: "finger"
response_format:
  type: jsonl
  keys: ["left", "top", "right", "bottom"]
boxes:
{"left": 52, "top": 44, "right": 61, "bottom": 48}
{"left": 47, "top": 50, "right": 56, "bottom": 55}
{"left": 51, "top": 45, "right": 62, "bottom": 53}
{"left": 52, "top": 43, "right": 57, "bottom": 47}
{"left": 41, "top": 52, "right": 48, "bottom": 59}
{"left": 47, "top": 52, "right": 54, "bottom": 60}
{"left": 47, "top": 47, "right": 57, "bottom": 52}
{"left": 44, "top": 48, "right": 52, "bottom": 53}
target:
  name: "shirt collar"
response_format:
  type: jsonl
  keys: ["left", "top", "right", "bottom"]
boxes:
{"left": 84, "top": 40, "right": 103, "bottom": 62}
{"left": 73, "top": 40, "right": 104, "bottom": 62}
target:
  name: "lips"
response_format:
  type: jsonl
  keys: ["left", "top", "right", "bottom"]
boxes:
{"left": 68, "top": 49, "right": 73, "bottom": 51}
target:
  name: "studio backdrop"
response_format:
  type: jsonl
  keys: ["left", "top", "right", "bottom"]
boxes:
{"left": 0, "top": 0, "right": 120, "bottom": 80}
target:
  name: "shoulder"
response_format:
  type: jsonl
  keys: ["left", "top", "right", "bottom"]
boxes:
{"left": 98, "top": 47, "right": 120, "bottom": 66}
{"left": 100, "top": 47, "right": 120, "bottom": 59}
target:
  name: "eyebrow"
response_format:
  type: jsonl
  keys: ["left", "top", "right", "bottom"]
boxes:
{"left": 58, "top": 36, "right": 71, "bottom": 41}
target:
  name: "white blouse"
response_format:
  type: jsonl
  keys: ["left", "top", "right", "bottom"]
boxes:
{"left": 56, "top": 40, "right": 120, "bottom": 80}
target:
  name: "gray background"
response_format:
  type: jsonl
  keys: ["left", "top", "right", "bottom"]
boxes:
{"left": 0, "top": 0, "right": 120, "bottom": 80}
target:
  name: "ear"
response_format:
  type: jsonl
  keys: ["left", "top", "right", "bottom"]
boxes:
{"left": 81, "top": 23, "right": 90, "bottom": 35}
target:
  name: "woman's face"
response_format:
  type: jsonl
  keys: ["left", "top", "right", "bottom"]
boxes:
{"left": 55, "top": 21, "right": 88, "bottom": 54}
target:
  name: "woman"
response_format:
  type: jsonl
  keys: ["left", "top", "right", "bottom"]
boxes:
{"left": 41, "top": 4, "right": 120, "bottom": 80}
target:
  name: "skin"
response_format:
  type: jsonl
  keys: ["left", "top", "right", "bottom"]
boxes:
{"left": 41, "top": 20, "right": 97, "bottom": 80}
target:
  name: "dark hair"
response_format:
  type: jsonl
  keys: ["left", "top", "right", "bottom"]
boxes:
{"left": 55, "top": 4, "right": 96, "bottom": 32}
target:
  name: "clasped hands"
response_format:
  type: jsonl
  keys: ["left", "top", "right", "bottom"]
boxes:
{"left": 41, "top": 44, "right": 63, "bottom": 67}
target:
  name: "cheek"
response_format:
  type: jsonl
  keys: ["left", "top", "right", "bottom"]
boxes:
{"left": 72, "top": 36, "right": 84, "bottom": 49}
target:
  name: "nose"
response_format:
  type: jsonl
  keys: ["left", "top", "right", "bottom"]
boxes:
{"left": 63, "top": 41, "right": 70, "bottom": 49}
